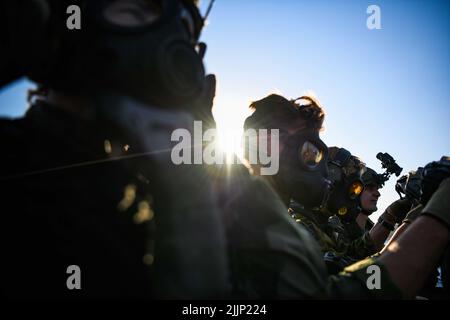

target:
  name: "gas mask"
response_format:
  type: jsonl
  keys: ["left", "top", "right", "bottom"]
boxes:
{"left": 4, "top": 0, "right": 207, "bottom": 107}
{"left": 277, "top": 130, "right": 331, "bottom": 209}
{"left": 326, "top": 148, "right": 364, "bottom": 222}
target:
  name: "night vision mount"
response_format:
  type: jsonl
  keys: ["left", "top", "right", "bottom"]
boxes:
{"left": 376, "top": 152, "right": 403, "bottom": 185}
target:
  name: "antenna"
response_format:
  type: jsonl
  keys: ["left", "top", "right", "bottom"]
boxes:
{"left": 203, "top": 0, "right": 216, "bottom": 22}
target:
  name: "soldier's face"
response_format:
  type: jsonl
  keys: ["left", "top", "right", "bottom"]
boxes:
{"left": 275, "top": 128, "right": 331, "bottom": 208}
{"left": 361, "top": 185, "right": 380, "bottom": 213}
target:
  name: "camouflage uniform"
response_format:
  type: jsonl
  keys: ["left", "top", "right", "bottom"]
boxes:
{"left": 0, "top": 100, "right": 230, "bottom": 299}
{"left": 0, "top": 101, "right": 400, "bottom": 299}
{"left": 290, "top": 201, "right": 376, "bottom": 274}
{"left": 219, "top": 170, "right": 401, "bottom": 299}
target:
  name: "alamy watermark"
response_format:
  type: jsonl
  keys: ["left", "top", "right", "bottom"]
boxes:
{"left": 65, "top": 4, "right": 383, "bottom": 31}
{"left": 66, "top": 5, "right": 81, "bottom": 30}
{"left": 367, "top": 5, "right": 381, "bottom": 30}
{"left": 170, "top": 121, "right": 280, "bottom": 176}
{"left": 66, "top": 265, "right": 81, "bottom": 290}
{"left": 366, "top": 264, "right": 381, "bottom": 290}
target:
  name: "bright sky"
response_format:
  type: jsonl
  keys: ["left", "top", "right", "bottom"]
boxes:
{"left": 1, "top": 0, "right": 449, "bottom": 221}
{"left": 198, "top": 0, "right": 450, "bottom": 221}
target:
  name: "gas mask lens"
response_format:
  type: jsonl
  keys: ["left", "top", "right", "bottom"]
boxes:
{"left": 299, "top": 141, "right": 323, "bottom": 169}
{"left": 348, "top": 181, "right": 363, "bottom": 199}
{"left": 103, "top": 0, "right": 163, "bottom": 27}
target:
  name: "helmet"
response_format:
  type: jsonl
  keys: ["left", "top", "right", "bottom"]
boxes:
{"left": 326, "top": 147, "right": 365, "bottom": 221}
{"left": 362, "top": 167, "right": 384, "bottom": 188}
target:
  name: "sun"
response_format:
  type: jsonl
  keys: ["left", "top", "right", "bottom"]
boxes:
{"left": 214, "top": 123, "right": 243, "bottom": 161}
{"left": 213, "top": 101, "right": 249, "bottom": 161}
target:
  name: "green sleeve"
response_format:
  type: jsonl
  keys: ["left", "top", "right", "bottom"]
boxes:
{"left": 344, "top": 231, "right": 377, "bottom": 260}
{"left": 327, "top": 257, "right": 404, "bottom": 299}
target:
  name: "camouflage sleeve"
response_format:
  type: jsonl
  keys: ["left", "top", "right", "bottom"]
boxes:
{"left": 224, "top": 172, "right": 330, "bottom": 298}
{"left": 322, "top": 231, "right": 378, "bottom": 274}
{"left": 327, "top": 256, "right": 404, "bottom": 299}
{"left": 291, "top": 213, "right": 339, "bottom": 254}
{"left": 294, "top": 215, "right": 376, "bottom": 270}
{"left": 344, "top": 231, "right": 377, "bottom": 260}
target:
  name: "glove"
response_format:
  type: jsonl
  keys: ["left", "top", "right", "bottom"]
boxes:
{"left": 422, "top": 178, "right": 450, "bottom": 229}
{"left": 421, "top": 156, "right": 450, "bottom": 205}
{"left": 381, "top": 198, "right": 414, "bottom": 225}
{"left": 402, "top": 204, "right": 423, "bottom": 224}
{"left": 402, "top": 157, "right": 450, "bottom": 226}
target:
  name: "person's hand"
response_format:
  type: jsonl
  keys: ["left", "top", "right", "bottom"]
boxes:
{"left": 402, "top": 204, "right": 423, "bottom": 224}
{"left": 421, "top": 156, "right": 450, "bottom": 205}
{"left": 402, "top": 157, "right": 449, "bottom": 225}
{"left": 381, "top": 198, "right": 414, "bottom": 225}
{"left": 421, "top": 178, "right": 450, "bottom": 229}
